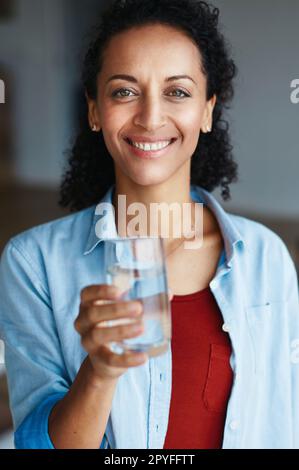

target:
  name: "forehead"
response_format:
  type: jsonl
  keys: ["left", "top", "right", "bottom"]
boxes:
{"left": 101, "top": 23, "right": 203, "bottom": 75}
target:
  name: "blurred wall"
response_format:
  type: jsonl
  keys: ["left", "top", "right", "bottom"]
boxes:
{"left": 212, "top": 0, "right": 299, "bottom": 217}
{"left": 0, "top": 0, "right": 298, "bottom": 216}
{"left": 0, "top": 0, "right": 68, "bottom": 186}
{"left": 0, "top": 0, "right": 108, "bottom": 187}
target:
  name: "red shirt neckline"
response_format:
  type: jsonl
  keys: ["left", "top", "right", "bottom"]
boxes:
{"left": 171, "top": 286, "right": 211, "bottom": 303}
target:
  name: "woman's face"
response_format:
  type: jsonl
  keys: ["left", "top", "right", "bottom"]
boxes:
{"left": 88, "top": 23, "right": 216, "bottom": 187}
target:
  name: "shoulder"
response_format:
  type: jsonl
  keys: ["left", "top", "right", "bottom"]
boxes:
{"left": 230, "top": 212, "right": 282, "bottom": 240}
{"left": 1, "top": 205, "right": 96, "bottom": 268}
{"left": 225, "top": 213, "right": 298, "bottom": 306}
{"left": 196, "top": 186, "right": 292, "bottom": 262}
{"left": 228, "top": 212, "right": 296, "bottom": 274}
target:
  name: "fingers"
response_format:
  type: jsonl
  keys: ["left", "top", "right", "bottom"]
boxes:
{"left": 80, "top": 284, "right": 121, "bottom": 303}
{"left": 77, "top": 285, "right": 150, "bottom": 377}
{"left": 81, "top": 320, "right": 145, "bottom": 355}
{"left": 97, "top": 345, "right": 148, "bottom": 368}
{"left": 75, "top": 299, "right": 143, "bottom": 335}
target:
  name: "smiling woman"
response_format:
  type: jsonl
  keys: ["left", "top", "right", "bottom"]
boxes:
{"left": 88, "top": 22, "right": 219, "bottom": 188}
{"left": 0, "top": 0, "right": 298, "bottom": 452}
{"left": 59, "top": 0, "right": 238, "bottom": 212}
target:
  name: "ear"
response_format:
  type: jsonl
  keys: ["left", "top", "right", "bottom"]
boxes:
{"left": 85, "top": 90, "right": 101, "bottom": 131}
{"left": 201, "top": 94, "right": 217, "bottom": 133}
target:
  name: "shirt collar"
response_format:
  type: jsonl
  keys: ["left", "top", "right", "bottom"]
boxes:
{"left": 84, "top": 185, "right": 117, "bottom": 256}
{"left": 190, "top": 186, "right": 244, "bottom": 266}
{"left": 83, "top": 184, "right": 245, "bottom": 266}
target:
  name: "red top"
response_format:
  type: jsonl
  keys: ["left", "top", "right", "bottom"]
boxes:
{"left": 163, "top": 287, "right": 233, "bottom": 449}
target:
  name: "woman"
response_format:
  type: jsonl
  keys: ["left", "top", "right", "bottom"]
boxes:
{"left": 0, "top": 0, "right": 298, "bottom": 449}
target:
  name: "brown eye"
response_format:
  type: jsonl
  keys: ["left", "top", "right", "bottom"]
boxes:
{"left": 112, "top": 88, "right": 135, "bottom": 98}
{"left": 168, "top": 88, "right": 190, "bottom": 98}
{"left": 111, "top": 87, "right": 191, "bottom": 99}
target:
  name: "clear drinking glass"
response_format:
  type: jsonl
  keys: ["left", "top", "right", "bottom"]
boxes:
{"left": 103, "top": 237, "right": 171, "bottom": 357}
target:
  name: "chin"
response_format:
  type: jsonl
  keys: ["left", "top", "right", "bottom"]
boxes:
{"left": 128, "top": 173, "right": 169, "bottom": 187}
{"left": 116, "top": 161, "right": 173, "bottom": 187}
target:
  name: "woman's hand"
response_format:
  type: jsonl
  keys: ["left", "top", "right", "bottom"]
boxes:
{"left": 74, "top": 284, "right": 148, "bottom": 384}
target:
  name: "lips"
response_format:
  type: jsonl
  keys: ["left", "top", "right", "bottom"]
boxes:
{"left": 124, "top": 137, "right": 176, "bottom": 149}
{"left": 124, "top": 136, "right": 178, "bottom": 144}
{"left": 123, "top": 136, "right": 178, "bottom": 159}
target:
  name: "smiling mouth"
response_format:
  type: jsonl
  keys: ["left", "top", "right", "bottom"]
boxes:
{"left": 124, "top": 137, "right": 177, "bottom": 150}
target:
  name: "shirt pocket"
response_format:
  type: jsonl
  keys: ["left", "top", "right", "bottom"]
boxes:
{"left": 203, "top": 343, "right": 233, "bottom": 413}
{"left": 245, "top": 302, "right": 272, "bottom": 375}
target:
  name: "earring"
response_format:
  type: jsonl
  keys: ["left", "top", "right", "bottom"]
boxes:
{"left": 91, "top": 124, "right": 97, "bottom": 132}
{"left": 206, "top": 125, "right": 211, "bottom": 133}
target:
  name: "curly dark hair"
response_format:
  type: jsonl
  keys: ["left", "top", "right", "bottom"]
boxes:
{"left": 59, "top": 0, "right": 238, "bottom": 212}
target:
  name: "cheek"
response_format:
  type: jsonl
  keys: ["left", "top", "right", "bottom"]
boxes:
{"left": 175, "top": 106, "right": 204, "bottom": 141}
{"left": 100, "top": 108, "right": 126, "bottom": 154}
{"left": 182, "top": 105, "right": 204, "bottom": 129}
{"left": 101, "top": 106, "right": 124, "bottom": 133}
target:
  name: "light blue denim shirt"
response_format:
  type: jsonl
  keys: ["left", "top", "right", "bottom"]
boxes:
{"left": 0, "top": 185, "right": 298, "bottom": 449}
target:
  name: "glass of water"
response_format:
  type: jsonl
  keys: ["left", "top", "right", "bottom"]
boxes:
{"left": 103, "top": 237, "right": 171, "bottom": 357}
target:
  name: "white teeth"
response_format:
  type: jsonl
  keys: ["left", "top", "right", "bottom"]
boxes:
{"left": 130, "top": 140, "right": 171, "bottom": 151}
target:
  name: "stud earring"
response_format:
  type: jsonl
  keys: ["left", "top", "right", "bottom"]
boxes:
{"left": 202, "top": 125, "right": 211, "bottom": 134}
{"left": 92, "top": 124, "right": 97, "bottom": 132}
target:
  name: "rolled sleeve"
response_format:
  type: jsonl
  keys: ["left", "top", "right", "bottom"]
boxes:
{"left": 14, "top": 392, "right": 66, "bottom": 449}
{"left": 0, "top": 239, "right": 70, "bottom": 448}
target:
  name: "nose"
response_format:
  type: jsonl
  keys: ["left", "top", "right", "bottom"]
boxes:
{"left": 133, "top": 93, "right": 167, "bottom": 131}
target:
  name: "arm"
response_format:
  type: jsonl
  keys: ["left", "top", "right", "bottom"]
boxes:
{"left": 48, "top": 356, "right": 117, "bottom": 449}
{"left": 0, "top": 238, "right": 146, "bottom": 449}
{"left": 0, "top": 240, "right": 110, "bottom": 449}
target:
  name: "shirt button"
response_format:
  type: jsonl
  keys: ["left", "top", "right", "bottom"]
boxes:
{"left": 229, "top": 420, "right": 239, "bottom": 431}
{"left": 222, "top": 323, "right": 230, "bottom": 333}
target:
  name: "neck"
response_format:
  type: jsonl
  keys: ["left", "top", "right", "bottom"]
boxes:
{"left": 115, "top": 179, "right": 192, "bottom": 209}
{"left": 113, "top": 166, "right": 199, "bottom": 248}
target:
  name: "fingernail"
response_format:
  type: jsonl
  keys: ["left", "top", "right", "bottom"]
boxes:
{"left": 108, "top": 286, "right": 121, "bottom": 297}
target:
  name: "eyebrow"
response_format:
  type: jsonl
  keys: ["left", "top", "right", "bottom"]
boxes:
{"left": 106, "top": 74, "right": 197, "bottom": 85}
